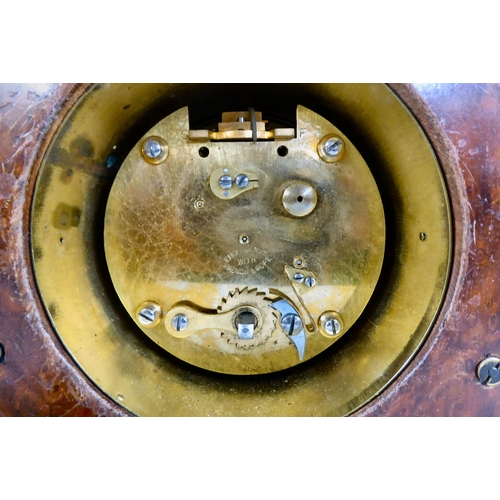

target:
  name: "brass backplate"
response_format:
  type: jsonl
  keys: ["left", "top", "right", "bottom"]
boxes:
{"left": 31, "top": 84, "right": 451, "bottom": 416}
{"left": 103, "top": 105, "right": 385, "bottom": 374}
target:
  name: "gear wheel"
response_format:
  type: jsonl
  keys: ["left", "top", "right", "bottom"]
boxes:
{"left": 217, "top": 288, "right": 277, "bottom": 350}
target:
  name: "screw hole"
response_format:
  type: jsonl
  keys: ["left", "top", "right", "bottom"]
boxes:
{"left": 199, "top": 147, "right": 210, "bottom": 158}
{"left": 277, "top": 146, "right": 288, "bottom": 157}
{"left": 59, "top": 237, "right": 64, "bottom": 244}
{"left": 0, "top": 342, "right": 5, "bottom": 363}
{"left": 293, "top": 257, "right": 305, "bottom": 268}
{"left": 297, "top": 196, "right": 303, "bottom": 203}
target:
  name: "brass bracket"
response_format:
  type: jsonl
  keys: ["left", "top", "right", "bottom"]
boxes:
{"left": 189, "top": 109, "right": 295, "bottom": 142}
{"left": 283, "top": 265, "right": 317, "bottom": 332}
{"left": 209, "top": 167, "right": 259, "bottom": 200}
{"left": 165, "top": 303, "right": 263, "bottom": 339}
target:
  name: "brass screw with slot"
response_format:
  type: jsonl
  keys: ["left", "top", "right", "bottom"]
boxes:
{"left": 318, "top": 135, "right": 345, "bottom": 162}
{"left": 141, "top": 136, "right": 168, "bottom": 164}
{"left": 136, "top": 301, "right": 162, "bottom": 328}
{"left": 318, "top": 311, "right": 343, "bottom": 337}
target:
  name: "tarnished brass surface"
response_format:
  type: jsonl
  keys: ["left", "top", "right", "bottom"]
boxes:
{"left": 30, "top": 84, "right": 451, "bottom": 416}
{"left": 103, "top": 105, "right": 385, "bottom": 374}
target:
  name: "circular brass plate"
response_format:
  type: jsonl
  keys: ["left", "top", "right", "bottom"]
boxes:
{"left": 31, "top": 84, "right": 451, "bottom": 416}
{"left": 103, "top": 105, "right": 385, "bottom": 374}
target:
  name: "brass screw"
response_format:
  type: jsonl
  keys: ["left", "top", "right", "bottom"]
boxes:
{"left": 305, "top": 276, "right": 316, "bottom": 287}
{"left": 235, "top": 174, "right": 249, "bottom": 188}
{"left": 172, "top": 314, "right": 189, "bottom": 332}
{"left": 318, "top": 311, "right": 343, "bottom": 337}
{"left": 318, "top": 135, "right": 345, "bottom": 162}
{"left": 293, "top": 257, "right": 305, "bottom": 269}
{"left": 136, "top": 301, "right": 162, "bottom": 328}
{"left": 294, "top": 273, "right": 305, "bottom": 284}
{"left": 281, "top": 313, "right": 303, "bottom": 336}
{"left": 326, "top": 318, "right": 341, "bottom": 335}
{"left": 219, "top": 175, "right": 233, "bottom": 190}
{"left": 141, "top": 136, "right": 168, "bottom": 164}
{"left": 144, "top": 139, "right": 162, "bottom": 159}
{"left": 325, "top": 139, "right": 343, "bottom": 156}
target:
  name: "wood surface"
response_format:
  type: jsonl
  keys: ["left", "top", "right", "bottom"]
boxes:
{"left": 0, "top": 84, "right": 127, "bottom": 416}
{"left": 0, "top": 83, "right": 498, "bottom": 416}
{"left": 358, "top": 84, "right": 500, "bottom": 416}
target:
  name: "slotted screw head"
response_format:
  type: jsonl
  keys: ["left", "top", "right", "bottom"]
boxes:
{"left": 139, "top": 308, "right": 155, "bottom": 324}
{"left": 219, "top": 175, "right": 233, "bottom": 190}
{"left": 141, "top": 136, "right": 168, "bottom": 164}
{"left": 294, "top": 273, "right": 305, "bottom": 283}
{"left": 235, "top": 174, "right": 249, "bottom": 188}
{"left": 281, "top": 313, "right": 303, "bottom": 336}
{"left": 324, "top": 138, "right": 343, "bottom": 157}
{"left": 477, "top": 356, "right": 500, "bottom": 387}
{"left": 144, "top": 139, "right": 162, "bottom": 159}
{"left": 305, "top": 276, "right": 316, "bottom": 287}
{"left": 137, "top": 301, "right": 162, "bottom": 328}
{"left": 325, "top": 318, "right": 341, "bottom": 335}
{"left": 318, "top": 311, "right": 343, "bottom": 338}
{"left": 172, "top": 314, "right": 189, "bottom": 332}
{"left": 318, "top": 135, "right": 345, "bottom": 162}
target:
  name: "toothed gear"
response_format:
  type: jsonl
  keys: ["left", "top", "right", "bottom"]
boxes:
{"left": 218, "top": 287, "right": 277, "bottom": 349}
